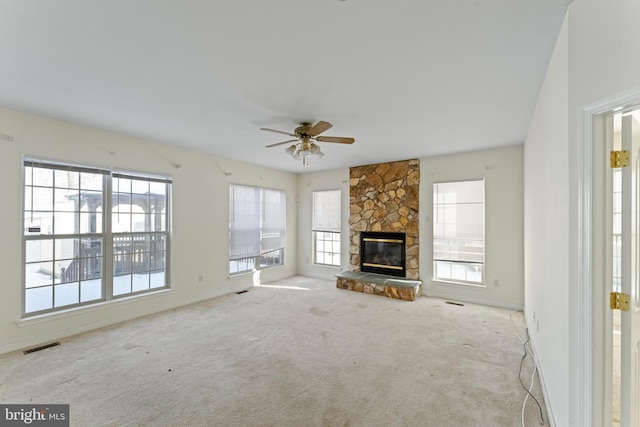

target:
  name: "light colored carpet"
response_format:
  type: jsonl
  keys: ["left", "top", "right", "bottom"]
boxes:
{"left": 0, "top": 276, "right": 548, "bottom": 426}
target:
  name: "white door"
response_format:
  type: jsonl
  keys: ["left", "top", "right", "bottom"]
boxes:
{"left": 620, "top": 113, "right": 640, "bottom": 427}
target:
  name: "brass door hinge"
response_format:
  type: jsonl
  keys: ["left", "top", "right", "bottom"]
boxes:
{"left": 610, "top": 150, "right": 630, "bottom": 168}
{"left": 610, "top": 292, "right": 630, "bottom": 311}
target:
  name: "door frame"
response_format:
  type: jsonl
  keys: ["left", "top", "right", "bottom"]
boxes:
{"left": 580, "top": 87, "right": 640, "bottom": 426}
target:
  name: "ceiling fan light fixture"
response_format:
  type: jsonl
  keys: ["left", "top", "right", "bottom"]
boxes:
{"left": 288, "top": 143, "right": 324, "bottom": 166}
{"left": 262, "top": 120, "right": 354, "bottom": 167}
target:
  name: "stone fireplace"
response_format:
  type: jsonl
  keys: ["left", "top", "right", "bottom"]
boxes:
{"left": 336, "top": 159, "right": 421, "bottom": 301}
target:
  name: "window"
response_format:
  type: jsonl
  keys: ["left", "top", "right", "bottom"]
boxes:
{"left": 613, "top": 168, "right": 622, "bottom": 292}
{"left": 312, "top": 190, "right": 341, "bottom": 266}
{"left": 229, "top": 185, "right": 286, "bottom": 274}
{"left": 111, "top": 173, "right": 169, "bottom": 295}
{"left": 23, "top": 159, "right": 171, "bottom": 316}
{"left": 433, "top": 180, "right": 484, "bottom": 285}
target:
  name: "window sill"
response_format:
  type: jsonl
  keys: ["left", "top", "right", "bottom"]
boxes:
{"left": 16, "top": 288, "right": 173, "bottom": 327}
{"left": 312, "top": 264, "right": 341, "bottom": 269}
{"left": 228, "top": 264, "right": 286, "bottom": 279}
{"left": 228, "top": 270, "right": 256, "bottom": 278}
{"left": 432, "top": 279, "right": 486, "bottom": 289}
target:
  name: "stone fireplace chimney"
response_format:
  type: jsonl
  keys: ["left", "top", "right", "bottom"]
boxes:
{"left": 348, "top": 159, "right": 419, "bottom": 280}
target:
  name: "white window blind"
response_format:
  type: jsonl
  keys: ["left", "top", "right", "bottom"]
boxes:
{"left": 229, "top": 185, "right": 261, "bottom": 261}
{"left": 229, "top": 185, "right": 286, "bottom": 273}
{"left": 433, "top": 180, "right": 484, "bottom": 284}
{"left": 312, "top": 190, "right": 341, "bottom": 232}
{"left": 261, "top": 188, "right": 286, "bottom": 253}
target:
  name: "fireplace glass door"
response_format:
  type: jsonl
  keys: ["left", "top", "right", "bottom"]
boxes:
{"left": 360, "top": 232, "right": 406, "bottom": 277}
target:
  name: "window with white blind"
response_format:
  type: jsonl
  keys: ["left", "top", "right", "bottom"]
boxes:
{"left": 23, "top": 159, "right": 171, "bottom": 317}
{"left": 433, "top": 180, "right": 485, "bottom": 285}
{"left": 229, "top": 185, "right": 286, "bottom": 274}
{"left": 312, "top": 190, "right": 341, "bottom": 266}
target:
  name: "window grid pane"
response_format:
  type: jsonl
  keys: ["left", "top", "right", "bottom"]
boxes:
{"left": 313, "top": 231, "right": 341, "bottom": 266}
{"left": 23, "top": 160, "right": 171, "bottom": 316}
{"left": 110, "top": 175, "right": 169, "bottom": 297}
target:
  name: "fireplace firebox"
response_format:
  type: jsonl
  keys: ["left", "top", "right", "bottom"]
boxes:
{"left": 360, "top": 231, "right": 406, "bottom": 277}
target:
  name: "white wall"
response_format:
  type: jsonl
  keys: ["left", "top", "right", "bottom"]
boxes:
{"left": 296, "top": 169, "right": 350, "bottom": 279}
{"left": 525, "top": 0, "right": 640, "bottom": 424}
{"left": 0, "top": 108, "right": 298, "bottom": 355}
{"left": 296, "top": 148, "right": 525, "bottom": 309}
{"left": 523, "top": 13, "right": 570, "bottom": 426}
{"left": 420, "top": 146, "right": 525, "bottom": 309}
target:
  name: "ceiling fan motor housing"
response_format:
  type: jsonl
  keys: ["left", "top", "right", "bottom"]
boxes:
{"left": 295, "top": 122, "right": 313, "bottom": 137}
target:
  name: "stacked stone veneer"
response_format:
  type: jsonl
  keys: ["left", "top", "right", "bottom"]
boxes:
{"left": 336, "top": 273, "right": 420, "bottom": 301}
{"left": 348, "top": 159, "right": 420, "bottom": 279}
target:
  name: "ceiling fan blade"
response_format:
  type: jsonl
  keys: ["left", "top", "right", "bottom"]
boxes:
{"left": 265, "top": 139, "right": 298, "bottom": 148}
{"left": 307, "top": 121, "right": 332, "bottom": 136}
{"left": 316, "top": 136, "right": 355, "bottom": 144}
{"left": 260, "top": 127, "right": 297, "bottom": 138}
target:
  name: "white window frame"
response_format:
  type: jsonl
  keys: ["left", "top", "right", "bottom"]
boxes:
{"left": 433, "top": 179, "right": 485, "bottom": 286}
{"left": 229, "top": 184, "right": 286, "bottom": 275}
{"left": 22, "top": 158, "right": 171, "bottom": 317}
{"left": 312, "top": 189, "right": 341, "bottom": 267}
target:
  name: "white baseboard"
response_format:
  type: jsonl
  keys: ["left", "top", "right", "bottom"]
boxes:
{"left": 2, "top": 283, "right": 253, "bottom": 356}
{"left": 421, "top": 290, "right": 524, "bottom": 310}
{"left": 522, "top": 311, "right": 557, "bottom": 427}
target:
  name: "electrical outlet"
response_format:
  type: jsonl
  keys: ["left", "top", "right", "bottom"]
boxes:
{"left": 494, "top": 279, "right": 500, "bottom": 287}
{"left": 198, "top": 275, "right": 204, "bottom": 283}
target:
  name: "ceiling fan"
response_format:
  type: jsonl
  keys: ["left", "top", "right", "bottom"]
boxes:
{"left": 261, "top": 121, "right": 355, "bottom": 166}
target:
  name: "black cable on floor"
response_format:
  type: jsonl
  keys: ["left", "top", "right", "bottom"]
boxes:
{"left": 519, "top": 331, "right": 544, "bottom": 424}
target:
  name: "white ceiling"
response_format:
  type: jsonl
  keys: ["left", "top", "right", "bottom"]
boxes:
{"left": 0, "top": 1, "right": 571, "bottom": 173}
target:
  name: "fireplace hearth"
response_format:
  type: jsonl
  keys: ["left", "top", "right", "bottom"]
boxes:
{"left": 360, "top": 231, "right": 406, "bottom": 277}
